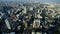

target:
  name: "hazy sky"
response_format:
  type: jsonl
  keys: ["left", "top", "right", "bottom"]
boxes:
{"left": 0, "top": 0, "right": 60, "bottom": 3}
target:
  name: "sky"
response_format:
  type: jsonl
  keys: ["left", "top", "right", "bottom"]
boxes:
{"left": 0, "top": 0, "right": 60, "bottom": 3}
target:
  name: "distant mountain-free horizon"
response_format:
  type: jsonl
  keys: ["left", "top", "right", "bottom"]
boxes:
{"left": 0, "top": 0, "right": 60, "bottom": 3}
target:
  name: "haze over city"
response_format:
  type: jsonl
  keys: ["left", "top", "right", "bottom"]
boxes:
{"left": 0, "top": 0, "right": 60, "bottom": 3}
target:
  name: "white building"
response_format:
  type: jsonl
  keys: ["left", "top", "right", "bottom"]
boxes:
{"left": 33, "top": 19, "right": 40, "bottom": 28}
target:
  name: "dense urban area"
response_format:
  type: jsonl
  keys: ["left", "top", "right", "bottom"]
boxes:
{"left": 0, "top": 1, "right": 60, "bottom": 34}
